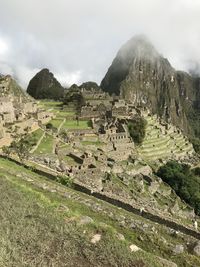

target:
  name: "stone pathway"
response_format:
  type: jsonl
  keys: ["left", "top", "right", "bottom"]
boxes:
{"left": 52, "top": 119, "right": 66, "bottom": 154}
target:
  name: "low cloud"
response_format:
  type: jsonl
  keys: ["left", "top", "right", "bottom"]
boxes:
{"left": 0, "top": 0, "right": 200, "bottom": 88}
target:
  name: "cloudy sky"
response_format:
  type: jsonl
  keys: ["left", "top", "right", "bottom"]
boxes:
{"left": 0, "top": 0, "right": 200, "bottom": 88}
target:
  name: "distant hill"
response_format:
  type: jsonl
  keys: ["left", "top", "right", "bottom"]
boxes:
{"left": 101, "top": 35, "right": 200, "bottom": 142}
{"left": 27, "top": 68, "right": 64, "bottom": 100}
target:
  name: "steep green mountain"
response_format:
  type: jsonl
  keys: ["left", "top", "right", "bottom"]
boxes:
{"left": 101, "top": 36, "right": 200, "bottom": 142}
{"left": 27, "top": 68, "right": 64, "bottom": 100}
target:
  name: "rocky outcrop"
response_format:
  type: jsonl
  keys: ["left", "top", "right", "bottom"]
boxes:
{"left": 172, "top": 244, "right": 184, "bottom": 255}
{"left": 101, "top": 35, "right": 200, "bottom": 137}
{"left": 193, "top": 241, "right": 200, "bottom": 256}
{"left": 27, "top": 68, "right": 64, "bottom": 100}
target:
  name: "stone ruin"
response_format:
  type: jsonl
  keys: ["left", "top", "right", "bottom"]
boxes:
{"left": 0, "top": 76, "right": 54, "bottom": 147}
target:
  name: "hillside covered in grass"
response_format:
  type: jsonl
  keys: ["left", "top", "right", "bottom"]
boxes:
{"left": 0, "top": 158, "right": 200, "bottom": 267}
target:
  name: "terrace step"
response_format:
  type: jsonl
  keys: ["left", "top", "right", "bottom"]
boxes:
{"left": 139, "top": 115, "right": 194, "bottom": 161}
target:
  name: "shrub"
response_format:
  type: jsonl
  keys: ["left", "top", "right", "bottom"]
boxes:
{"left": 190, "top": 137, "right": 200, "bottom": 154}
{"left": 56, "top": 175, "right": 73, "bottom": 188}
{"left": 128, "top": 117, "right": 147, "bottom": 145}
{"left": 46, "top": 123, "right": 53, "bottom": 129}
{"left": 157, "top": 161, "right": 200, "bottom": 215}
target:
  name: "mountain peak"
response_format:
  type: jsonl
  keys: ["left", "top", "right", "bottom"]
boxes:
{"left": 101, "top": 35, "right": 200, "bottom": 136}
{"left": 117, "top": 35, "right": 160, "bottom": 62}
{"left": 101, "top": 35, "right": 164, "bottom": 96}
{"left": 27, "top": 68, "right": 64, "bottom": 100}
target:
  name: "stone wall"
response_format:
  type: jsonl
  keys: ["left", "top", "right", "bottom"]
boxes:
{"left": 14, "top": 118, "right": 38, "bottom": 134}
{"left": 36, "top": 110, "right": 53, "bottom": 124}
{"left": 15, "top": 102, "right": 37, "bottom": 114}
{"left": 0, "top": 112, "right": 15, "bottom": 124}
{"left": 0, "top": 124, "right": 5, "bottom": 138}
{"left": 74, "top": 168, "right": 104, "bottom": 191}
{"left": 0, "top": 98, "right": 15, "bottom": 124}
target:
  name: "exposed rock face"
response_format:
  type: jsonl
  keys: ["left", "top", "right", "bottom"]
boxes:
{"left": 172, "top": 244, "right": 184, "bottom": 255}
{"left": 101, "top": 35, "right": 200, "bottom": 136}
{"left": 27, "top": 68, "right": 64, "bottom": 100}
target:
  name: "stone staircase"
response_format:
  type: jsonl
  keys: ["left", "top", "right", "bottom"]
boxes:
{"left": 138, "top": 115, "right": 194, "bottom": 161}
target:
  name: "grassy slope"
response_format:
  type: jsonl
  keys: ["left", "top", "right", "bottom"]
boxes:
{"left": 0, "top": 158, "right": 200, "bottom": 267}
{"left": 0, "top": 161, "right": 160, "bottom": 267}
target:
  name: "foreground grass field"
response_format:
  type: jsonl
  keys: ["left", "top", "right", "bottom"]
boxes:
{"left": 0, "top": 158, "right": 162, "bottom": 267}
{"left": 0, "top": 158, "right": 200, "bottom": 267}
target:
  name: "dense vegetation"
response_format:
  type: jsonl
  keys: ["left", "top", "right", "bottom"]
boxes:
{"left": 79, "top": 81, "right": 100, "bottom": 90}
{"left": 63, "top": 90, "right": 85, "bottom": 110}
{"left": 128, "top": 117, "right": 147, "bottom": 145}
{"left": 27, "top": 69, "right": 64, "bottom": 100}
{"left": 190, "top": 137, "right": 200, "bottom": 154}
{"left": 157, "top": 161, "right": 200, "bottom": 214}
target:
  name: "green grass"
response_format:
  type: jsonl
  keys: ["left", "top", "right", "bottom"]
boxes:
{"left": 34, "top": 134, "right": 54, "bottom": 154}
{"left": 0, "top": 159, "right": 161, "bottom": 267}
{"left": 39, "top": 100, "right": 63, "bottom": 109}
{"left": 39, "top": 101, "right": 76, "bottom": 120}
{"left": 62, "top": 120, "right": 91, "bottom": 130}
{"left": 26, "top": 128, "right": 44, "bottom": 146}
{"left": 81, "top": 140, "right": 103, "bottom": 146}
{"left": 0, "top": 176, "right": 144, "bottom": 267}
{"left": 48, "top": 118, "right": 63, "bottom": 128}
{"left": 56, "top": 110, "right": 76, "bottom": 118}
{"left": 62, "top": 155, "right": 78, "bottom": 165}
{"left": 0, "top": 157, "right": 200, "bottom": 267}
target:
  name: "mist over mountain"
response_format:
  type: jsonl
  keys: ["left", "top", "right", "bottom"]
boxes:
{"left": 101, "top": 35, "right": 200, "bottom": 138}
{"left": 1, "top": 0, "right": 200, "bottom": 86}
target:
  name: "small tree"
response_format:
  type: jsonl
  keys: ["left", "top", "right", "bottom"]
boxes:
{"left": 57, "top": 175, "right": 73, "bottom": 187}
{"left": 76, "top": 115, "right": 79, "bottom": 126}
{"left": 10, "top": 135, "right": 32, "bottom": 162}
{"left": 60, "top": 130, "right": 69, "bottom": 142}
{"left": 46, "top": 123, "right": 53, "bottom": 130}
{"left": 128, "top": 117, "right": 147, "bottom": 145}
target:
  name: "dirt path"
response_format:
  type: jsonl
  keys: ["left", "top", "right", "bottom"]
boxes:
{"left": 52, "top": 119, "right": 66, "bottom": 154}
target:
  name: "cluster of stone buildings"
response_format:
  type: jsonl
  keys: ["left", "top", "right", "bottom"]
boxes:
{"left": 80, "top": 98, "right": 138, "bottom": 119}
{"left": 80, "top": 87, "right": 110, "bottom": 100}
{"left": 0, "top": 75, "right": 53, "bottom": 147}
{"left": 52, "top": 115, "right": 136, "bottom": 191}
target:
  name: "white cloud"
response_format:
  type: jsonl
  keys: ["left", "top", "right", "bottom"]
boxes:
{"left": 0, "top": 38, "right": 9, "bottom": 56}
{"left": 0, "top": 0, "right": 200, "bottom": 87}
{"left": 54, "top": 71, "right": 82, "bottom": 87}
